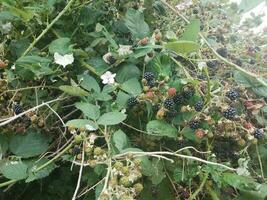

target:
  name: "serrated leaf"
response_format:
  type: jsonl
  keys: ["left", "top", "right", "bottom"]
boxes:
{"left": 0, "top": 135, "right": 9, "bottom": 155}
{"left": 146, "top": 120, "right": 177, "bottom": 138}
{"left": 97, "top": 112, "right": 126, "bottom": 126}
{"left": 115, "top": 63, "right": 141, "bottom": 83}
{"left": 75, "top": 102, "right": 100, "bottom": 120}
{"left": 223, "top": 173, "right": 259, "bottom": 191}
{"left": 78, "top": 74, "right": 101, "bottom": 93}
{"left": 113, "top": 129, "right": 130, "bottom": 152}
{"left": 121, "top": 78, "right": 142, "bottom": 96}
{"left": 165, "top": 41, "right": 200, "bottom": 54}
{"left": 0, "top": 161, "right": 28, "bottom": 180}
{"left": 116, "top": 91, "right": 130, "bottom": 109}
{"left": 59, "top": 85, "right": 89, "bottom": 97}
{"left": 150, "top": 158, "right": 165, "bottom": 185}
{"left": 48, "top": 37, "right": 73, "bottom": 54}
{"left": 9, "top": 131, "right": 50, "bottom": 158}
{"left": 124, "top": 8, "right": 150, "bottom": 39}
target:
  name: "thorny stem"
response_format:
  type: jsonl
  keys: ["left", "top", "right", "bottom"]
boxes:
{"left": 160, "top": 0, "right": 267, "bottom": 88}
{"left": 21, "top": 0, "right": 77, "bottom": 57}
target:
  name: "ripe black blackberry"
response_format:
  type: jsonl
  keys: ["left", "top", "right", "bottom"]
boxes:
{"left": 143, "top": 72, "right": 155, "bottom": 81}
{"left": 182, "top": 87, "right": 195, "bottom": 99}
{"left": 235, "top": 59, "right": 242, "bottom": 66}
{"left": 127, "top": 97, "right": 138, "bottom": 107}
{"left": 72, "top": 146, "right": 81, "bottom": 155}
{"left": 194, "top": 100, "right": 204, "bottom": 111}
{"left": 193, "top": 8, "right": 198, "bottom": 14}
{"left": 13, "top": 103, "right": 23, "bottom": 115}
{"left": 226, "top": 90, "right": 239, "bottom": 100}
{"left": 223, "top": 107, "right": 236, "bottom": 120}
{"left": 206, "top": 60, "right": 218, "bottom": 69}
{"left": 173, "top": 93, "right": 184, "bottom": 105}
{"left": 163, "top": 98, "right": 174, "bottom": 110}
{"left": 189, "top": 120, "right": 200, "bottom": 130}
{"left": 147, "top": 80, "right": 155, "bottom": 88}
{"left": 254, "top": 129, "right": 263, "bottom": 139}
{"left": 216, "top": 47, "right": 228, "bottom": 58}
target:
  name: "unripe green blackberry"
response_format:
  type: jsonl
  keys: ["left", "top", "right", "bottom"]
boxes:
{"left": 94, "top": 147, "right": 103, "bottom": 156}
{"left": 119, "top": 177, "right": 131, "bottom": 187}
{"left": 74, "top": 134, "right": 83, "bottom": 143}
{"left": 134, "top": 183, "right": 144, "bottom": 194}
{"left": 119, "top": 194, "right": 133, "bottom": 200}
{"left": 121, "top": 166, "right": 130, "bottom": 175}
{"left": 163, "top": 98, "right": 174, "bottom": 110}
{"left": 114, "top": 161, "right": 124, "bottom": 170}
{"left": 223, "top": 107, "right": 236, "bottom": 120}
{"left": 99, "top": 194, "right": 109, "bottom": 200}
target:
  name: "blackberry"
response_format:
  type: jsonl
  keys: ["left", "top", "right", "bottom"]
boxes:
{"left": 163, "top": 98, "right": 174, "bottom": 110}
{"left": 194, "top": 100, "right": 204, "bottom": 111}
{"left": 72, "top": 146, "right": 81, "bottom": 155}
{"left": 173, "top": 93, "right": 184, "bottom": 105}
{"left": 206, "top": 60, "right": 218, "bottom": 69}
{"left": 235, "top": 59, "right": 242, "bottom": 66}
{"left": 182, "top": 87, "right": 195, "bottom": 99}
{"left": 223, "top": 107, "right": 236, "bottom": 120}
{"left": 226, "top": 90, "right": 239, "bottom": 100}
{"left": 127, "top": 97, "right": 138, "bottom": 107}
{"left": 13, "top": 103, "right": 23, "bottom": 115}
{"left": 193, "top": 8, "right": 198, "bottom": 14}
{"left": 143, "top": 72, "right": 155, "bottom": 81}
{"left": 189, "top": 120, "right": 200, "bottom": 130}
{"left": 216, "top": 48, "right": 228, "bottom": 58}
{"left": 254, "top": 129, "right": 263, "bottom": 139}
{"left": 147, "top": 80, "right": 155, "bottom": 88}
{"left": 107, "top": 55, "right": 116, "bottom": 65}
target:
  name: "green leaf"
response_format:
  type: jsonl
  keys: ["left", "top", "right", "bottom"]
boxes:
{"left": 0, "top": 135, "right": 9, "bottom": 154}
{"left": 0, "top": 161, "right": 28, "bottom": 180}
{"left": 97, "top": 111, "right": 127, "bottom": 126}
{"left": 223, "top": 173, "right": 259, "bottom": 191}
{"left": 181, "top": 127, "right": 197, "bottom": 141}
{"left": 26, "top": 158, "right": 57, "bottom": 183}
{"left": 124, "top": 8, "right": 150, "bottom": 40}
{"left": 112, "top": 129, "right": 130, "bottom": 152}
{"left": 78, "top": 74, "right": 101, "bottom": 93}
{"left": 116, "top": 63, "right": 141, "bottom": 83}
{"left": 9, "top": 131, "right": 50, "bottom": 158}
{"left": 121, "top": 78, "right": 142, "bottom": 96}
{"left": 16, "top": 56, "right": 53, "bottom": 78}
{"left": 165, "top": 41, "right": 200, "bottom": 54}
{"left": 146, "top": 120, "right": 177, "bottom": 138}
{"left": 75, "top": 102, "right": 100, "bottom": 120}
{"left": 180, "top": 19, "right": 200, "bottom": 42}
{"left": 94, "top": 92, "right": 112, "bottom": 101}
{"left": 59, "top": 85, "right": 89, "bottom": 97}
{"left": 48, "top": 37, "right": 73, "bottom": 54}
{"left": 239, "top": 0, "right": 265, "bottom": 12}
{"left": 150, "top": 158, "right": 165, "bottom": 185}
{"left": 66, "top": 119, "right": 98, "bottom": 130}
{"left": 116, "top": 91, "right": 130, "bottom": 109}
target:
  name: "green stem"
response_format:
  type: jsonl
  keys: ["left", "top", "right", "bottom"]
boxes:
{"left": 189, "top": 173, "right": 209, "bottom": 200}
{"left": 206, "top": 183, "right": 220, "bottom": 200}
{"left": 21, "top": 0, "right": 76, "bottom": 57}
{"left": 256, "top": 143, "right": 265, "bottom": 178}
{"left": 0, "top": 179, "right": 17, "bottom": 188}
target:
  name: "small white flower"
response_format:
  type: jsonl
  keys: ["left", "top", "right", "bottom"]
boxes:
{"left": 117, "top": 45, "right": 133, "bottom": 57}
{"left": 54, "top": 52, "right": 74, "bottom": 68}
{"left": 11, "top": 64, "right": 16, "bottom": 70}
{"left": 198, "top": 62, "right": 207, "bottom": 71}
{"left": 100, "top": 71, "right": 116, "bottom": 85}
{"left": 89, "top": 133, "right": 98, "bottom": 144}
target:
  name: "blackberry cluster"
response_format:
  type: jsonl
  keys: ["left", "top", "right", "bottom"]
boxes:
{"left": 226, "top": 90, "right": 239, "bottom": 100}
{"left": 143, "top": 72, "right": 155, "bottom": 81}
{"left": 127, "top": 97, "right": 138, "bottom": 107}
{"left": 163, "top": 98, "right": 174, "bottom": 110}
{"left": 13, "top": 103, "right": 23, "bottom": 115}
{"left": 254, "top": 129, "right": 263, "bottom": 139}
{"left": 173, "top": 93, "right": 184, "bottom": 105}
{"left": 182, "top": 87, "right": 195, "bottom": 99}
{"left": 194, "top": 100, "right": 204, "bottom": 112}
{"left": 216, "top": 47, "right": 228, "bottom": 58}
{"left": 189, "top": 120, "right": 200, "bottom": 130}
{"left": 223, "top": 107, "right": 236, "bottom": 120}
